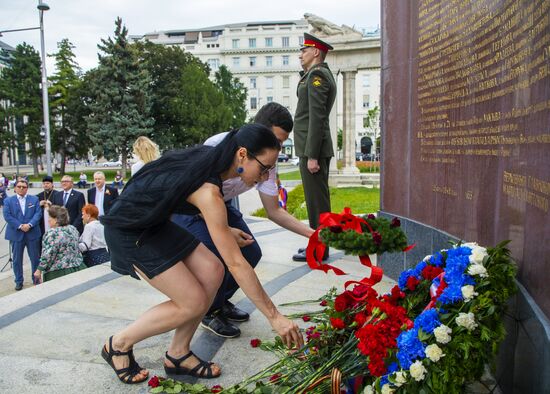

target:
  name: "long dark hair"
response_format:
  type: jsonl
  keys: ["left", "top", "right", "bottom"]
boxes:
{"left": 101, "top": 124, "right": 280, "bottom": 229}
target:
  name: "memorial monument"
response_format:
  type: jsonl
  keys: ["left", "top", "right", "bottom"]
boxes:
{"left": 380, "top": 1, "right": 550, "bottom": 392}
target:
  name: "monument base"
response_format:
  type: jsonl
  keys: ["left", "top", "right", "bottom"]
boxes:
{"left": 328, "top": 173, "right": 380, "bottom": 187}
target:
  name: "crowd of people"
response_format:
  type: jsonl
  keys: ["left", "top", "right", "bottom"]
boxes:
{"left": 1, "top": 32, "right": 338, "bottom": 387}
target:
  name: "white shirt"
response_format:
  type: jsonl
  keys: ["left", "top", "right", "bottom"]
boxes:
{"left": 17, "top": 195, "right": 26, "bottom": 215}
{"left": 204, "top": 132, "right": 278, "bottom": 201}
{"left": 62, "top": 189, "right": 73, "bottom": 206}
{"left": 94, "top": 186, "right": 105, "bottom": 216}
{"left": 131, "top": 160, "right": 145, "bottom": 176}
{"left": 78, "top": 220, "right": 107, "bottom": 252}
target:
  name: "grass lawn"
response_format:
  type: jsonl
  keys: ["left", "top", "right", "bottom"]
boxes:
{"left": 252, "top": 184, "right": 380, "bottom": 219}
{"left": 278, "top": 170, "right": 301, "bottom": 181}
{"left": 27, "top": 169, "right": 125, "bottom": 183}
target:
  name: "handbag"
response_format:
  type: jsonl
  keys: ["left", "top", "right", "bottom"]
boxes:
{"left": 83, "top": 247, "right": 110, "bottom": 267}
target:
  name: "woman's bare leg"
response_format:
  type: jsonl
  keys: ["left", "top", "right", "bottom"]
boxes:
{"left": 106, "top": 244, "right": 224, "bottom": 381}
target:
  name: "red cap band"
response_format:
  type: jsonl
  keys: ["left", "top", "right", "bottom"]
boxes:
{"left": 303, "top": 39, "right": 330, "bottom": 53}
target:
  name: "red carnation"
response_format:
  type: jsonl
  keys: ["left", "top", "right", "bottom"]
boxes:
{"left": 390, "top": 217, "right": 401, "bottom": 228}
{"left": 320, "top": 300, "right": 328, "bottom": 306}
{"left": 269, "top": 373, "right": 282, "bottom": 384}
{"left": 330, "top": 317, "right": 346, "bottom": 330}
{"left": 148, "top": 376, "right": 161, "bottom": 388}
{"left": 329, "top": 225, "right": 343, "bottom": 233}
{"left": 334, "top": 293, "right": 351, "bottom": 312}
{"left": 302, "top": 315, "right": 311, "bottom": 322}
{"left": 367, "top": 214, "right": 376, "bottom": 220}
{"left": 250, "top": 338, "right": 262, "bottom": 348}
{"left": 372, "top": 231, "right": 382, "bottom": 246}
{"left": 390, "top": 285, "right": 405, "bottom": 300}
{"left": 211, "top": 385, "right": 223, "bottom": 393}
{"left": 422, "top": 265, "right": 444, "bottom": 281}
{"left": 354, "top": 312, "right": 367, "bottom": 327}
{"left": 406, "top": 276, "right": 419, "bottom": 291}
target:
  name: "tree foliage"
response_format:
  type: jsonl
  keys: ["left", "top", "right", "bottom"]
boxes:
{"left": 85, "top": 18, "right": 153, "bottom": 176}
{"left": 214, "top": 64, "right": 247, "bottom": 129}
{"left": 49, "top": 38, "right": 86, "bottom": 174}
{"left": 0, "top": 43, "right": 43, "bottom": 175}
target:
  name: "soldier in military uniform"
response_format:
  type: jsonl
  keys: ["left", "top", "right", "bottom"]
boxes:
{"left": 292, "top": 33, "right": 336, "bottom": 262}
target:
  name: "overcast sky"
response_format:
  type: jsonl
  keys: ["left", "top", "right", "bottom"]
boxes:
{"left": 0, "top": 0, "right": 380, "bottom": 72}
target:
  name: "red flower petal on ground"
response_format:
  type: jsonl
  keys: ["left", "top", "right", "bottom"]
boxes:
{"left": 269, "top": 373, "right": 282, "bottom": 384}
{"left": 250, "top": 338, "right": 262, "bottom": 348}
{"left": 330, "top": 317, "right": 346, "bottom": 330}
{"left": 148, "top": 376, "right": 160, "bottom": 388}
{"left": 406, "top": 276, "right": 420, "bottom": 291}
{"left": 302, "top": 315, "right": 311, "bottom": 322}
{"left": 211, "top": 385, "right": 223, "bottom": 393}
{"left": 320, "top": 300, "right": 328, "bottom": 306}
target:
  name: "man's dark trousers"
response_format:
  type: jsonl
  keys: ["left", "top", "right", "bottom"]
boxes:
{"left": 171, "top": 204, "right": 262, "bottom": 314}
{"left": 299, "top": 157, "right": 331, "bottom": 230}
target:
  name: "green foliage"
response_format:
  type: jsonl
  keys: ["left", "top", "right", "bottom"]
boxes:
{"left": 85, "top": 18, "right": 154, "bottom": 177}
{"left": 0, "top": 43, "right": 43, "bottom": 175}
{"left": 48, "top": 38, "right": 87, "bottom": 174}
{"left": 215, "top": 64, "right": 248, "bottom": 128}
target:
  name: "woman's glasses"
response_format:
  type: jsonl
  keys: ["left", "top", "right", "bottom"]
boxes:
{"left": 248, "top": 153, "right": 275, "bottom": 176}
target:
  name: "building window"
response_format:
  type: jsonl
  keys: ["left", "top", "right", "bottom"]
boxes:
{"left": 249, "top": 38, "right": 256, "bottom": 48}
{"left": 232, "top": 39, "right": 239, "bottom": 49}
{"left": 282, "top": 37, "right": 290, "bottom": 47}
{"left": 363, "top": 75, "right": 370, "bottom": 87}
{"left": 249, "top": 57, "right": 256, "bottom": 67}
{"left": 250, "top": 97, "right": 258, "bottom": 109}
{"left": 299, "top": 36, "right": 304, "bottom": 46}
{"left": 232, "top": 57, "right": 240, "bottom": 67}
{"left": 265, "top": 37, "right": 273, "bottom": 47}
{"left": 266, "top": 56, "right": 273, "bottom": 67}
{"left": 363, "top": 94, "right": 370, "bottom": 108}
{"left": 282, "top": 55, "right": 289, "bottom": 66}
{"left": 283, "top": 95, "right": 290, "bottom": 108}
{"left": 250, "top": 77, "right": 257, "bottom": 89}
{"left": 207, "top": 58, "right": 220, "bottom": 71}
{"left": 265, "top": 76, "right": 273, "bottom": 89}
{"left": 267, "top": 96, "right": 273, "bottom": 103}
{"left": 282, "top": 76, "right": 290, "bottom": 88}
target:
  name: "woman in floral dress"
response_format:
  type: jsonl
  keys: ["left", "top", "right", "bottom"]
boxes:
{"left": 34, "top": 205, "right": 86, "bottom": 283}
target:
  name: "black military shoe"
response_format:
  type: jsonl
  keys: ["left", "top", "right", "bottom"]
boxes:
{"left": 200, "top": 313, "right": 241, "bottom": 338}
{"left": 15, "top": 283, "right": 23, "bottom": 291}
{"left": 292, "top": 249, "right": 329, "bottom": 262}
{"left": 221, "top": 301, "right": 249, "bottom": 322}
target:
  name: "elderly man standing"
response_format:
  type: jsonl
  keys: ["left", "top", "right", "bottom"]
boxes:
{"left": 3, "top": 179, "right": 42, "bottom": 290}
{"left": 292, "top": 33, "right": 337, "bottom": 262}
{"left": 55, "top": 175, "right": 85, "bottom": 234}
{"left": 87, "top": 171, "right": 119, "bottom": 216}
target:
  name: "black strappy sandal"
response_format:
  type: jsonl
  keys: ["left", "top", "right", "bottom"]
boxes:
{"left": 164, "top": 351, "right": 221, "bottom": 379}
{"left": 101, "top": 336, "right": 148, "bottom": 384}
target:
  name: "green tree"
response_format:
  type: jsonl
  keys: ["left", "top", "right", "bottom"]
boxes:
{"left": 86, "top": 18, "right": 153, "bottom": 177}
{"left": 214, "top": 65, "right": 247, "bottom": 128}
{"left": 49, "top": 38, "right": 84, "bottom": 174}
{"left": 0, "top": 43, "right": 43, "bottom": 176}
{"left": 363, "top": 105, "right": 380, "bottom": 154}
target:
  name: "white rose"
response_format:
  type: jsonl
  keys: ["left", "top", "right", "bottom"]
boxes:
{"left": 409, "top": 360, "right": 427, "bottom": 381}
{"left": 363, "top": 385, "right": 374, "bottom": 394}
{"left": 461, "top": 285, "right": 478, "bottom": 302}
{"left": 433, "top": 324, "right": 452, "bottom": 344}
{"left": 381, "top": 384, "right": 394, "bottom": 394}
{"left": 456, "top": 312, "right": 478, "bottom": 331}
{"left": 423, "top": 254, "right": 432, "bottom": 262}
{"left": 468, "top": 247, "right": 488, "bottom": 264}
{"left": 394, "top": 371, "right": 407, "bottom": 387}
{"left": 462, "top": 242, "right": 479, "bottom": 249}
{"left": 468, "top": 263, "right": 488, "bottom": 278}
{"left": 425, "top": 343, "right": 445, "bottom": 362}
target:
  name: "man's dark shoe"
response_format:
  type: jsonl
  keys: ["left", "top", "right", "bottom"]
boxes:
{"left": 292, "top": 249, "right": 329, "bottom": 262}
{"left": 221, "top": 301, "right": 249, "bottom": 322}
{"left": 200, "top": 313, "right": 240, "bottom": 338}
{"left": 297, "top": 247, "right": 306, "bottom": 254}
{"left": 15, "top": 283, "right": 23, "bottom": 291}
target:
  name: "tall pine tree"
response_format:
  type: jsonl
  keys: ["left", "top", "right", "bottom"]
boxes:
{"left": 49, "top": 38, "right": 84, "bottom": 174}
{"left": 86, "top": 18, "right": 153, "bottom": 177}
{"left": 0, "top": 43, "right": 43, "bottom": 176}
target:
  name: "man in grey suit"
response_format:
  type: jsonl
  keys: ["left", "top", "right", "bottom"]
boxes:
{"left": 292, "top": 33, "right": 337, "bottom": 262}
{"left": 3, "top": 179, "right": 42, "bottom": 290}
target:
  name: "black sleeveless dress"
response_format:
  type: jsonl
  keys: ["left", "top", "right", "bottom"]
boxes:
{"left": 101, "top": 147, "right": 223, "bottom": 280}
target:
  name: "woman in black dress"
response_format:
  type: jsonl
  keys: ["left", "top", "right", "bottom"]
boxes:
{"left": 99, "top": 125, "right": 304, "bottom": 384}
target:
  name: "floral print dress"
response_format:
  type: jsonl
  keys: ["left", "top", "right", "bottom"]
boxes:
{"left": 38, "top": 225, "right": 85, "bottom": 280}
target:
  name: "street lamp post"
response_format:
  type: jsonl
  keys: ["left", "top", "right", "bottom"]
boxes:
{"left": 38, "top": 0, "right": 52, "bottom": 176}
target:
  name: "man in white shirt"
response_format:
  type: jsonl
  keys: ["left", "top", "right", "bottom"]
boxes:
{"left": 172, "top": 102, "right": 314, "bottom": 338}
{"left": 57, "top": 175, "right": 85, "bottom": 234}
{"left": 87, "top": 171, "right": 119, "bottom": 216}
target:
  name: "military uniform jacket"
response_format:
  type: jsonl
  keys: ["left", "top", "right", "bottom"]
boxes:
{"left": 294, "top": 62, "right": 336, "bottom": 159}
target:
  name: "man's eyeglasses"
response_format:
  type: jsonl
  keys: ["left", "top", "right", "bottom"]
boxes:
{"left": 248, "top": 152, "right": 275, "bottom": 176}
{"left": 16, "top": 185, "right": 28, "bottom": 189}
